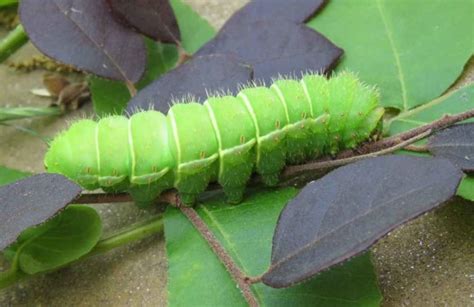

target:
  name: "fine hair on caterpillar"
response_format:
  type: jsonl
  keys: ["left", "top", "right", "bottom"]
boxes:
{"left": 44, "top": 71, "right": 384, "bottom": 206}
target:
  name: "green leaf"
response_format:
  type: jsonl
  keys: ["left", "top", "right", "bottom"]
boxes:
{"left": 170, "top": 0, "right": 215, "bottom": 54}
{"left": 457, "top": 176, "right": 474, "bottom": 202}
{"left": 90, "top": 40, "right": 178, "bottom": 116}
{"left": 308, "top": 0, "right": 473, "bottom": 111}
{"left": 0, "top": 0, "right": 17, "bottom": 8}
{"left": 14, "top": 205, "right": 102, "bottom": 274}
{"left": 0, "top": 166, "right": 30, "bottom": 186}
{"left": 388, "top": 84, "right": 474, "bottom": 204}
{"left": 165, "top": 188, "right": 381, "bottom": 306}
{"left": 387, "top": 84, "right": 474, "bottom": 135}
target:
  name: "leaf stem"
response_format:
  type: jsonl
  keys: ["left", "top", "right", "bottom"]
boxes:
{"left": 403, "top": 144, "right": 429, "bottom": 153}
{"left": 0, "top": 24, "right": 28, "bottom": 64}
{"left": 339, "top": 109, "right": 474, "bottom": 158}
{"left": 0, "top": 266, "right": 24, "bottom": 289}
{"left": 88, "top": 215, "right": 163, "bottom": 256}
{"left": 0, "top": 106, "right": 62, "bottom": 122}
{"left": 125, "top": 81, "right": 137, "bottom": 97}
{"left": 282, "top": 129, "right": 431, "bottom": 178}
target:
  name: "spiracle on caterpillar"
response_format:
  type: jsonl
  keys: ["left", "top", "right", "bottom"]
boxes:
{"left": 44, "top": 71, "right": 384, "bottom": 206}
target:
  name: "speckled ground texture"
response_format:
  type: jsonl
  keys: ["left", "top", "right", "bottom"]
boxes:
{"left": 1, "top": 1, "right": 473, "bottom": 306}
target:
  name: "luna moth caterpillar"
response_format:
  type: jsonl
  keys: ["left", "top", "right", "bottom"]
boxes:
{"left": 44, "top": 72, "right": 384, "bottom": 206}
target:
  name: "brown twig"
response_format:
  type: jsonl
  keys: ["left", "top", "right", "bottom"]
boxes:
{"left": 404, "top": 144, "right": 429, "bottom": 153}
{"left": 74, "top": 192, "right": 131, "bottom": 204}
{"left": 338, "top": 110, "right": 474, "bottom": 158}
{"left": 282, "top": 129, "right": 432, "bottom": 178}
{"left": 74, "top": 190, "right": 177, "bottom": 205}
{"left": 176, "top": 45, "right": 192, "bottom": 66}
{"left": 125, "top": 81, "right": 137, "bottom": 97}
{"left": 175, "top": 199, "right": 259, "bottom": 307}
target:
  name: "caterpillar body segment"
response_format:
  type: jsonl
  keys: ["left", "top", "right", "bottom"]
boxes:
{"left": 44, "top": 72, "right": 384, "bottom": 206}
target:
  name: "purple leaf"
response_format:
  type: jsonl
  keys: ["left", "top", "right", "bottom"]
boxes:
{"left": 107, "top": 0, "right": 180, "bottom": 43}
{"left": 196, "top": 20, "right": 342, "bottom": 84}
{"left": 126, "top": 54, "right": 253, "bottom": 113}
{"left": 263, "top": 155, "right": 463, "bottom": 288}
{"left": 428, "top": 123, "right": 474, "bottom": 173}
{"left": 223, "top": 0, "right": 326, "bottom": 31}
{"left": 20, "top": 0, "right": 147, "bottom": 82}
{"left": 0, "top": 174, "right": 82, "bottom": 250}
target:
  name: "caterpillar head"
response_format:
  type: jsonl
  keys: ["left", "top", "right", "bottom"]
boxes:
{"left": 44, "top": 119, "right": 100, "bottom": 190}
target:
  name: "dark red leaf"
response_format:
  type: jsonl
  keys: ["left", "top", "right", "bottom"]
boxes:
{"left": 126, "top": 54, "right": 253, "bottom": 113}
{"left": 428, "top": 123, "right": 474, "bottom": 173}
{"left": 107, "top": 0, "right": 180, "bottom": 43}
{"left": 223, "top": 0, "right": 326, "bottom": 31}
{"left": 20, "top": 0, "right": 146, "bottom": 82}
{"left": 196, "top": 20, "right": 342, "bottom": 84}
{"left": 0, "top": 174, "right": 82, "bottom": 250}
{"left": 263, "top": 156, "right": 463, "bottom": 288}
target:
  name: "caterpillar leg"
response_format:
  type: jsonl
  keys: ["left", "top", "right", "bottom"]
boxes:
{"left": 261, "top": 172, "right": 280, "bottom": 186}
{"left": 218, "top": 153, "right": 255, "bottom": 204}
{"left": 222, "top": 186, "right": 245, "bottom": 204}
{"left": 129, "top": 183, "right": 164, "bottom": 209}
{"left": 128, "top": 173, "right": 174, "bottom": 208}
{"left": 175, "top": 161, "right": 219, "bottom": 206}
{"left": 255, "top": 139, "right": 286, "bottom": 187}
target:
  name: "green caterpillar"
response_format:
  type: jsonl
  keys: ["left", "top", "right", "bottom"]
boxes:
{"left": 44, "top": 72, "right": 384, "bottom": 206}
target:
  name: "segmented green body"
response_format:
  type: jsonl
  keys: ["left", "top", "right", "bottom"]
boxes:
{"left": 44, "top": 72, "right": 384, "bottom": 206}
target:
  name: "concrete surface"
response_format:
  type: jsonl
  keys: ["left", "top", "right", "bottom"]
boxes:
{"left": 1, "top": 1, "right": 473, "bottom": 306}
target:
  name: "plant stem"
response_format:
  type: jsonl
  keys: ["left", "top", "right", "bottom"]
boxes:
{"left": 88, "top": 216, "right": 164, "bottom": 256}
{"left": 0, "top": 267, "right": 24, "bottom": 289}
{"left": 0, "top": 24, "right": 28, "bottom": 63}
{"left": 282, "top": 129, "right": 431, "bottom": 178}
{"left": 404, "top": 144, "right": 429, "bottom": 153}
{"left": 0, "top": 106, "right": 62, "bottom": 122}
{"left": 338, "top": 109, "right": 474, "bottom": 158}
{"left": 0, "top": 216, "right": 164, "bottom": 290}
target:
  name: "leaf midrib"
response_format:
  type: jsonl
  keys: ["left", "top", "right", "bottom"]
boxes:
{"left": 376, "top": 0, "right": 409, "bottom": 111}
{"left": 52, "top": 0, "right": 131, "bottom": 82}
{"left": 200, "top": 206, "right": 265, "bottom": 304}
